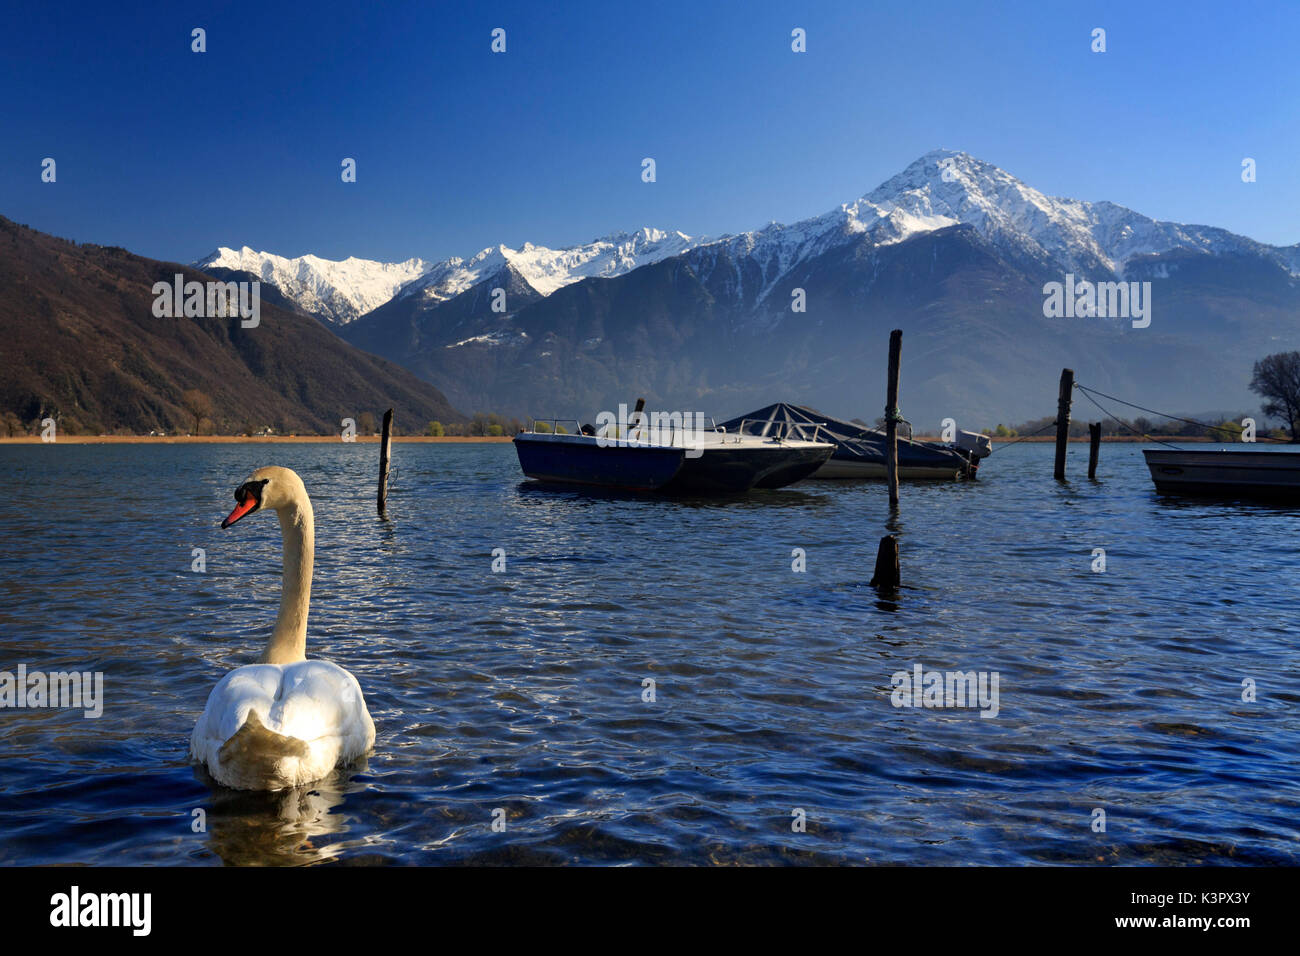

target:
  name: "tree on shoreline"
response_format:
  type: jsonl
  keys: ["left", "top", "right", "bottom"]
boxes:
{"left": 180, "top": 389, "right": 213, "bottom": 436}
{"left": 1249, "top": 352, "right": 1300, "bottom": 441}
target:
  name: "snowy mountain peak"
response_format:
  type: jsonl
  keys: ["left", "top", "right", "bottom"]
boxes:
{"left": 197, "top": 149, "right": 1296, "bottom": 326}
{"left": 398, "top": 226, "right": 701, "bottom": 303}
{"left": 824, "top": 150, "right": 1271, "bottom": 275}
{"left": 195, "top": 246, "right": 431, "bottom": 324}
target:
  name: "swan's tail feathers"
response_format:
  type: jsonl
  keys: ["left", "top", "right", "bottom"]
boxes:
{"left": 215, "top": 710, "right": 309, "bottom": 788}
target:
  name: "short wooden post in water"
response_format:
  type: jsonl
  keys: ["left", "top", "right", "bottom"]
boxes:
{"left": 1088, "top": 422, "right": 1101, "bottom": 479}
{"left": 378, "top": 408, "right": 394, "bottom": 517}
{"left": 1053, "top": 368, "right": 1074, "bottom": 480}
{"left": 869, "top": 534, "right": 900, "bottom": 589}
{"left": 885, "top": 329, "right": 902, "bottom": 508}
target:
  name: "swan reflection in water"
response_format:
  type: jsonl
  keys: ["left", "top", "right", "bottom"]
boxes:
{"left": 194, "top": 759, "right": 369, "bottom": 865}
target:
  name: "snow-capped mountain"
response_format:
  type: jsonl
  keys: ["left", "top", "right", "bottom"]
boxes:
{"left": 335, "top": 149, "right": 1300, "bottom": 427}
{"left": 683, "top": 148, "right": 1295, "bottom": 307}
{"left": 198, "top": 150, "right": 1299, "bottom": 330}
{"left": 193, "top": 247, "right": 432, "bottom": 325}
{"left": 401, "top": 227, "right": 699, "bottom": 303}
{"left": 196, "top": 229, "right": 701, "bottom": 325}
{"left": 852, "top": 149, "right": 1286, "bottom": 275}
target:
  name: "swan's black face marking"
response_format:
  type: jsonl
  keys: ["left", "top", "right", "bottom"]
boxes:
{"left": 236, "top": 479, "right": 269, "bottom": 505}
{"left": 222, "top": 479, "right": 269, "bottom": 528}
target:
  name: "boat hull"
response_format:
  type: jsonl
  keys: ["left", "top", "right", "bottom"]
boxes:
{"left": 514, "top": 434, "right": 684, "bottom": 491}
{"left": 514, "top": 431, "right": 833, "bottom": 494}
{"left": 665, "top": 443, "right": 834, "bottom": 493}
{"left": 1143, "top": 449, "right": 1300, "bottom": 499}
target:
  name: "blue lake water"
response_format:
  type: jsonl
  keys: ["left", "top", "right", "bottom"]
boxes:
{"left": 0, "top": 440, "right": 1297, "bottom": 865}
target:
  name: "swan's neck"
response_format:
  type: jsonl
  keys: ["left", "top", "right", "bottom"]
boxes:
{"left": 261, "top": 495, "right": 313, "bottom": 664}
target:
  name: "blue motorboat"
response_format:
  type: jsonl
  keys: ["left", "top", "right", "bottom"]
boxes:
{"left": 513, "top": 414, "right": 834, "bottom": 494}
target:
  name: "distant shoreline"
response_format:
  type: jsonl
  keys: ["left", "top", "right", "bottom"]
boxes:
{"left": 915, "top": 435, "right": 1250, "bottom": 443}
{"left": 0, "top": 435, "right": 516, "bottom": 445}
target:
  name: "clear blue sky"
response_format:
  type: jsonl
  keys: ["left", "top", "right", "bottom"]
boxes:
{"left": 2, "top": 0, "right": 1298, "bottom": 264}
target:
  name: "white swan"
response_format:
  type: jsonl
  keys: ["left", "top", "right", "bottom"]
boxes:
{"left": 190, "top": 466, "right": 375, "bottom": 791}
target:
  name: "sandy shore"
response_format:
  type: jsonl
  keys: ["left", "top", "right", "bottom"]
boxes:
{"left": 0, "top": 434, "right": 1247, "bottom": 445}
{"left": 0, "top": 435, "right": 516, "bottom": 445}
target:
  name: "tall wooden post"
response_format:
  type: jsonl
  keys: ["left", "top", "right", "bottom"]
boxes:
{"left": 378, "top": 408, "right": 394, "bottom": 517}
{"left": 1088, "top": 422, "right": 1101, "bottom": 480}
{"left": 1053, "top": 368, "right": 1074, "bottom": 480}
{"left": 885, "top": 330, "right": 902, "bottom": 507}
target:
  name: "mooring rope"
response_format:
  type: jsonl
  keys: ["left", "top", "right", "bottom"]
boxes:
{"left": 883, "top": 406, "right": 917, "bottom": 442}
{"left": 1074, "top": 387, "right": 1185, "bottom": 450}
{"left": 1075, "top": 382, "right": 1288, "bottom": 445}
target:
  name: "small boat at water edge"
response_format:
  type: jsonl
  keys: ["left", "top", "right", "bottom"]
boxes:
{"left": 721, "top": 403, "right": 990, "bottom": 480}
{"left": 1143, "top": 448, "right": 1300, "bottom": 500}
{"left": 513, "top": 415, "right": 835, "bottom": 494}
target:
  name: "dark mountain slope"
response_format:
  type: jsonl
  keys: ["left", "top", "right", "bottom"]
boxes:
{"left": 0, "top": 217, "right": 465, "bottom": 434}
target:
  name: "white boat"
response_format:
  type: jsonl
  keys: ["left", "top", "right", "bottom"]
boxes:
{"left": 1143, "top": 448, "right": 1300, "bottom": 499}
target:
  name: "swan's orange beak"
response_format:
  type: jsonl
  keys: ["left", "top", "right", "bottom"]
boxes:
{"left": 222, "top": 497, "right": 258, "bottom": 528}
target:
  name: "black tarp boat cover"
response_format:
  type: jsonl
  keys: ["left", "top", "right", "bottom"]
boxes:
{"left": 719, "top": 402, "right": 977, "bottom": 473}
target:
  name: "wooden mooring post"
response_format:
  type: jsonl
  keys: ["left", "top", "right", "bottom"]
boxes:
{"left": 885, "top": 330, "right": 902, "bottom": 508}
{"left": 1053, "top": 368, "right": 1074, "bottom": 480}
{"left": 869, "top": 534, "right": 900, "bottom": 589}
{"left": 1088, "top": 422, "right": 1101, "bottom": 479}
{"left": 378, "top": 408, "right": 394, "bottom": 517}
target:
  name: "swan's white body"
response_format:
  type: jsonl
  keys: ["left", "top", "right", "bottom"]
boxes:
{"left": 191, "top": 661, "right": 375, "bottom": 791}
{"left": 190, "top": 466, "right": 376, "bottom": 791}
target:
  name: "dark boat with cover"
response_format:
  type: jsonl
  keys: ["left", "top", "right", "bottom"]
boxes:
{"left": 720, "top": 402, "right": 989, "bottom": 479}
